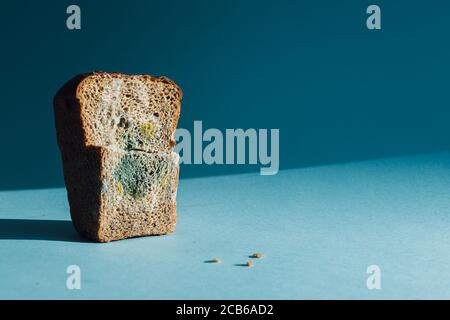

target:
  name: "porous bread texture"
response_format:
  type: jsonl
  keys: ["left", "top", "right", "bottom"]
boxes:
{"left": 54, "top": 72, "right": 182, "bottom": 242}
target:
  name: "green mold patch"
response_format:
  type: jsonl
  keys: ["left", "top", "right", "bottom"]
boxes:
{"left": 121, "top": 131, "right": 136, "bottom": 150}
{"left": 121, "top": 131, "right": 144, "bottom": 151}
{"left": 113, "top": 154, "right": 154, "bottom": 199}
{"left": 113, "top": 153, "right": 173, "bottom": 199}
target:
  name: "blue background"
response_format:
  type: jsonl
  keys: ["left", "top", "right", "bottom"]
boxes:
{"left": 1, "top": 0, "right": 449, "bottom": 190}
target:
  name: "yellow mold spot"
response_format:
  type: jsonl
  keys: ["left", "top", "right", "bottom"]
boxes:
{"left": 160, "top": 175, "right": 170, "bottom": 188}
{"left": 117, "top": 181, "right": 124, "bottom": 195}
{"left": 140, "top": 121, "right": 155, "bottom": 140}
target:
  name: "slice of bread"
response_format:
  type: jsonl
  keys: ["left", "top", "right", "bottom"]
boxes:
{"left": 54, "top": 72, "right": 182, "bottom": 242}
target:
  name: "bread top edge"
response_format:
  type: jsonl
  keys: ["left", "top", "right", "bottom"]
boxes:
{"left": 54, "top": 72, "right": 183, "bottom": 103}
{"left": 81, "top": 72, "right": 183, "bottom": 100}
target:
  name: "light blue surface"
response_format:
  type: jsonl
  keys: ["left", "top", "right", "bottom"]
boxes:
{"left": 1, "top": 152, "right": 450, "bottom": 299}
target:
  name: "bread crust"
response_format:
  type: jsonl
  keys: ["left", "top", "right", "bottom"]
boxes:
{"left": 54, "top": 72, "right": 182, "bottom": 242}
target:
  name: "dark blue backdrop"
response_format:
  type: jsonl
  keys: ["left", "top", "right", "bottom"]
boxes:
{"left": 1, "top": 0, "right": 449, "bottom": 190}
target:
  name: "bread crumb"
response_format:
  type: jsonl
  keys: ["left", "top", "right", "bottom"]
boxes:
{"left": 246, "top": 260, "right": 253, "bottom": 268}
{"left": 251, "top": 252, "right": 263, "bottom": 259}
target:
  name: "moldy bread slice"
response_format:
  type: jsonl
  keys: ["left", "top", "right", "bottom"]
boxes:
{"left": 54, "top": 72, "right": 182, "bottom": 242}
